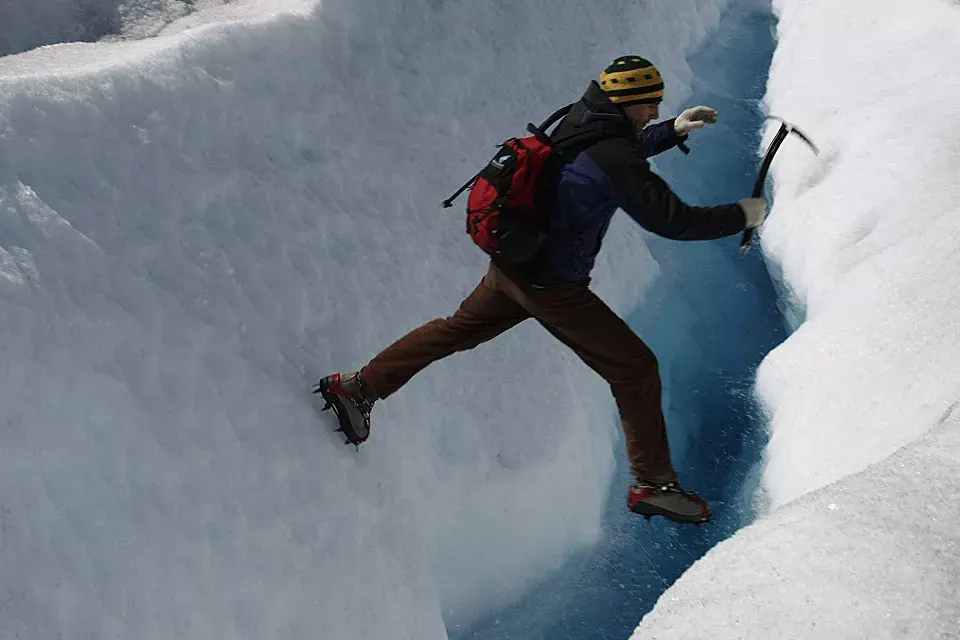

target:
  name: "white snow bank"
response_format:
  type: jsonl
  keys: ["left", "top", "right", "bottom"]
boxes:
{"left": 635, "top": 0, "right": 960, "bottom": 636}
{"left": 757, "top": 0, "right": 960, "bottom": 509}
{"left": 633, "top": 403, "right": 960, "bottom": 640}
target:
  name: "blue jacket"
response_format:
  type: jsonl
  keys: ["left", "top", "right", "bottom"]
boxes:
{"left": 532, "top": 82, "right": 746, "bottom": 282}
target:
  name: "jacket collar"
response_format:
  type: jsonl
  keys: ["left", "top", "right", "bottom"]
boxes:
{"left": 577, "top": 81, "right": 629, "bottom": 126}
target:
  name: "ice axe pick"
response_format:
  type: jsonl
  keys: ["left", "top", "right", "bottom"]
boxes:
{"left": 740, "top": 115, "right": 819, "bottom": 256}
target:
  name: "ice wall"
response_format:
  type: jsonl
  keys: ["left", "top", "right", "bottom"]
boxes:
{"left": 0, "top": 1, "right": 737, "bottom": 638}
{"left": 634, "top": 406, "right": 960, "bottom": 640}
{"left": 757, "top": 0, "right": 960, "bottom": 508}
{"left": 632, "top": 0, "right": 960, "bottom": 636}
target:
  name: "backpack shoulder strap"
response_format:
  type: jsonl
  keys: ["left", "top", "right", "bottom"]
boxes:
{"left": 528, "top": 104, "right": 630, "bottom": 156}
{"left": 525, "top": 103, "right": 575, "bottom": 145}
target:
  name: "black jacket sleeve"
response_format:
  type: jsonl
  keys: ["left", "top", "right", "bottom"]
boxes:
{"left": 639, "top": 119, "right": 687, "bottom": 159}
{"left": 589, "top": 138, "right": 746, "bottom": 241}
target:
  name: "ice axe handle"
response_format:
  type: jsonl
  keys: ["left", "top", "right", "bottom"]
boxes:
{"left": 740, "top": 122, "right": 790, "bottom": 255}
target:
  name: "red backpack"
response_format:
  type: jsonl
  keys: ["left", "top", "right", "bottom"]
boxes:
{"left": 442, "top": 104, "right": 624, "bottom": 263}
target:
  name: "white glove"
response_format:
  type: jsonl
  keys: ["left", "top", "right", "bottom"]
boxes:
{"left": 739, "top": 197, "right": 768, "bottom": 229}
{"left": 674, "top": 106, "right": 718, "bottom": 137}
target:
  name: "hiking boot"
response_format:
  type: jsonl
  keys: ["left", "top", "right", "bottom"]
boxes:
{"left": 312, "top": 371, "right": 377, "bottom": 448}
{"left": 628, "top": 480, "right": 711, "bottom": 525}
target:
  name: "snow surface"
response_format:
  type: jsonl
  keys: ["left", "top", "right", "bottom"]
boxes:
{"left": 758, "top": 0, "right": 960, "bottom": 509}
{"left": 635, "top": 404, "right": 960, "bottom": 639}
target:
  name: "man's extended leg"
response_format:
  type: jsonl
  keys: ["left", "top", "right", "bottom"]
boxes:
{"left": 361, "top": 266, "right": 530, "bottom": 399}
{"left": 315, "top": 265, "right": 529, "bottom": 448}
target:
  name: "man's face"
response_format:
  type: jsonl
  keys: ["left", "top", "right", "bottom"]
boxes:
{"left": 624, "top": 102, "right": 661, "bottom": 133}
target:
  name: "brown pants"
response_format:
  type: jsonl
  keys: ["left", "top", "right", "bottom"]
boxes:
{"left": 361, "top": 262, "right": 675, "bottom": 482}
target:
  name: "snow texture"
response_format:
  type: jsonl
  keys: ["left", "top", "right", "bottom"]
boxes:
{"left": 632, "top": 0, "right": 960, "bottom": 637}
{"left": 635, "top": 405, "right": 960, "bottom": 639}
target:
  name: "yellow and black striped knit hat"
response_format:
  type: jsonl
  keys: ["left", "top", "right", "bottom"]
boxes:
{"left": 599, "top": 56, "right": 664, "bottom": 106}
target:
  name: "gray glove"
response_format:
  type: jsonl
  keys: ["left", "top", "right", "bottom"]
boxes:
{"left": 738, "top": 198, "right": 768, "bottom": 228}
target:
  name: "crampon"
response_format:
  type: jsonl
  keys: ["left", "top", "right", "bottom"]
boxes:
{"left": 312, "top": 372, "right": 374, "bottom": 450}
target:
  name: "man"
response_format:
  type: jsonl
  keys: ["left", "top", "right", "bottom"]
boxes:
{"left": 315, "top": 56, "right": 767, "bottom": 525}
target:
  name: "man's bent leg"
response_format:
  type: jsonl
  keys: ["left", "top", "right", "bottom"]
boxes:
{"left": 493, "top": 269, "right": 674, "bottom": 481}
{"left": 541, "top": 311, "right": 674, "bottom": 481}
{"left": 362, "top": 267, "right": 529, "bottom": 399}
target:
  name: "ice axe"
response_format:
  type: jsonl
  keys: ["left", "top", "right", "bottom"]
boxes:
{"left": 740, "top": 115, "right": 819, "bottom": 255}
